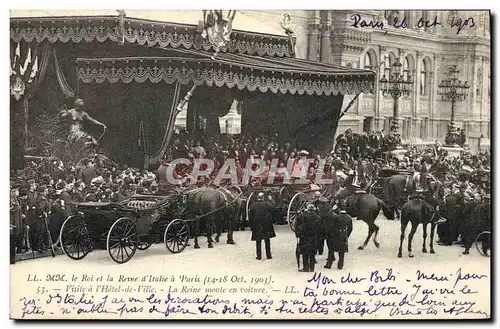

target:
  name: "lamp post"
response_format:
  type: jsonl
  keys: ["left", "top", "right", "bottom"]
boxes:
{"left": 379, "top": 58, "right": 414, "bottom": 158}
{"left": 438, "top": 65, "right": 470, "bottom": 152}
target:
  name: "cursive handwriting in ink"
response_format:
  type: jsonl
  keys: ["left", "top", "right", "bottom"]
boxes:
{"left": 307, "top": 272, "right": 335, "bottom": 289}
{"left": 275, "top": 300, "right": 295, "bottom": 314}
{"left": 450, "top": 16, "right": 475, "bottom": 35}
{"left": 444, "top": 301, "right": 488, "bottom": 317}
{"left": 370, "top": 268, "right": 396, "bottom": 283}
{"left": 350, "top": 14, "right": 387, "bottom": 34}
{"left": 19, "top": 297, "right": 45, "bottom": 318}
{"left": 340, "top": 273, "right": 366, "bottom": 284}
{"left": 392, "top": 16, "right": 408, "bottom": 29}
{"left": 416, "top": 270, "right": 449, "bottom": 282}
{"left": 453, "top": 268, "right": 487, "bottom": 288}
{"left": 416, "top": 16, "right": 442, "bottom": 29}
{"left": 364, "top": 285, "right": 402, "bottom": 297}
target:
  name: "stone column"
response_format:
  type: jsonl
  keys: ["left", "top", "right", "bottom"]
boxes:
{"left": 307, "top": 24, "right": 320, "bottom": 61}
{"left": 320, "top": 12, "right": 332, "bottom": 63}
{"left": 430, "top": 53, "right": 440, "bottom": 140}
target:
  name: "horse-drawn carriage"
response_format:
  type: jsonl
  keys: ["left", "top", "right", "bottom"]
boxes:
{"left": 59, "top": 191, "right": 192, "bottom": 264}
{"left": 244, "top": 182, "right": 325, "bottom": 232}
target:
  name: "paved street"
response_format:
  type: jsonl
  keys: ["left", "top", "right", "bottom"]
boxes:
{"left": 13, "top": 217, "right": 489, "bottom": 274}
{"left": 10, "top": 216, "right": 491, "bottom": 319}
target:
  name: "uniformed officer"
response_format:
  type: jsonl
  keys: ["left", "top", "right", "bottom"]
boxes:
{"left": 249, "top": 192, "right": 276, "bottom": 260}
{"left": 324, "top": 204, "right": 353, "bottom": 270}
{"left": 296, "top": 204, "right": 319, "bottom": 272}
{"left": 316, "top": 197, "right": 332, "bottom": 256}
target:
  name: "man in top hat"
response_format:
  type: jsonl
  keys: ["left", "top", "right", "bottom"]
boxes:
{"left": 324, "top": 203, "right": 353, "bottom": 270}
{"left": 249, "top": 192, "right": 276, "bottom": 260}
{"left": 295, "top": 203, "right": 319, "bottom": 272}
{"left": 33, "top": 185, "right": 51, "bottom": 252}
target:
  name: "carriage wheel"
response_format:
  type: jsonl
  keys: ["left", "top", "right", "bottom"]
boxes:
{"left": 137, "top": 238, "right": 152, "bottom": 251}
{"left": 106, "top": 217, "right": 139, "bottom": 264}
{"left": 279, "top": 186, "right": 292, "bottom": 205}
{"left": 59, "top": 215, "right": 93, "bottom": 260}
{"left": 475, "top": 231, "right": 491, "bottom": 257}
{"left": 164, "top": 219, "right": 189, "bottom": 253}
{"left": 287, "top": 192, "right": 308, "bottom": 232}
{"left": 245, "top": 192, "right": 256, "bottom": 222}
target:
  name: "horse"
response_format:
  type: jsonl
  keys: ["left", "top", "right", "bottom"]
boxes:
{"left": 190, "top": 185, "right": 241, "bottom": 248}
{"left": 334, "top": 188, "right": 394, "bottom": 250}
{"left": 214, "top": 185, "right": 242, "bottom": 244}
{"left": 397, "top": 192, "right": 443, "bottom": 258}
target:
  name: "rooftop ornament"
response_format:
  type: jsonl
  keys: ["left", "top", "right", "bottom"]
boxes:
{"left": 201, "top": 10, "right": 237, "bottom": 60}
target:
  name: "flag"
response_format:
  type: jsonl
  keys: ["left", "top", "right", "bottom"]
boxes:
{"left": 12, "top": 42, "right": 20, "bottom": 70}
{"left": 20, "top": 48, "right": 31, "bottom": 76}
{"left": 27, "top": 56, "right": 38, "bottom": 83}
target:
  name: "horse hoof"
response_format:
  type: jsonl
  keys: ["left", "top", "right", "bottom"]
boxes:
{"left": 215, "top": 237, "right": 219, "bottom": 243}
{"left": 409, "top": 253, "right": 414, "bottom": 258}
{"left": 357, "top": 246, "right": 364, "bottom": 250}
{"left": 462, "top": 251, "right": 469, "bottom": 255}
{"left": 227, "top": 241, "right": 236, "bottom": 245}
{"left": 397, "top": 253, "right": 402, "bottom": 258}
{"left": 422, "top": 249, "right": 427, "bottom": 253}
{"left": 208, "top": 244, "right": 214, "bottom": 249}
{"left": 430, "top": 250, "right": 435, "bottom": 254}
{"left": 194, "top": 245, "right": 200, "bottom": 249}
{"left": 374, "top": 242, "right": 380, "bottom": 248}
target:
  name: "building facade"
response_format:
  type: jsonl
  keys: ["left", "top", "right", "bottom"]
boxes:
{"left": 242, "top": 10, "right": 491, "bottom": 150}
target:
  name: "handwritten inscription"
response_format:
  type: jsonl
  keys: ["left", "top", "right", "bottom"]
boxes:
{"left": 350, "top": 13, "right": 476, "bottom": 35}
{"left": 15, "top": 269, "right": 489, "bottom": 319}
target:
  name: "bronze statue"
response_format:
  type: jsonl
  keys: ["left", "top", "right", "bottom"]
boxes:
{"left": 59, "top": 99, "right": 107, "bottom": 146}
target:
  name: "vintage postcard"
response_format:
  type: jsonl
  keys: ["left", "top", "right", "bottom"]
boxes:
{"left": 9, "top": 9, "right": 491, "bottom": 320}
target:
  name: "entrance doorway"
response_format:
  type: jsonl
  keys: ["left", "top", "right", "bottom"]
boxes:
{"left": 363, "top": 117, "right": 373, "bottom": 132}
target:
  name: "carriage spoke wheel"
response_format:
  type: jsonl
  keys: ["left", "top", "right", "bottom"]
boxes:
{"left": 475, "top": 231, "right": 491, "bottom": 257}
{"left": 59, "top": 215, "right": 93, "bottom": 260}
{"left": 164, "top": 219, "right": 189, "bottom": 254}
{"left": 106, "top": 217, "right": 138, "bottom": 264}
{"left": 287, "top": 192, "right": 308, "bottom": 232}
{"left": 137, "top": 238, "right": 152, "bottom": 251}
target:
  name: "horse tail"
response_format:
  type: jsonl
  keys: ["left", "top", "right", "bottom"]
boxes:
{"left": 377, "top": 198, "right": 395, "bottom": 220}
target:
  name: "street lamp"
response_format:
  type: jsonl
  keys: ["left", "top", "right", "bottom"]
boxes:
{"left": 379, "top": 58, "right": 414, "bottom": 154}
{"left": 438, "top": 65, "right": 470, "bottom": 148}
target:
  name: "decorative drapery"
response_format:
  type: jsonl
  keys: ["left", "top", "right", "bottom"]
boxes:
{"left": 11, "top": 16, "right": 293, "bottom": 58}
{"left": 10, "top": 41, "right": 52, "bottom": 149}
{"left": 76, "top": 57, "right": 375, "bottom": 96}
{"left": 53, "top": 48, "right": 75, "bottom": 98}
{"left": 148, "top": 81, "right": 182, "bottom": 165}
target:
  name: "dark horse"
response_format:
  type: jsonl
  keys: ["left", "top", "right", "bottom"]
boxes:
{"left": 214, "top": 185, "right": 243, "bottom": 244}
{"left": 398, "top": 191, "right": 444, "bottom": 258}
{"left": 191, "top": 185, "right": 241, "bottom": 248}
{"left": 335, "top": 188, "right": 394, "bottom": 250}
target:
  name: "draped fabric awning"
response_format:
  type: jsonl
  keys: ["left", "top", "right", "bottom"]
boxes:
{"left": 76, "top": 47, "right": 375, "bottom": 96}
{"left": 11, "top": 15, "right": 293, "bottom": 58}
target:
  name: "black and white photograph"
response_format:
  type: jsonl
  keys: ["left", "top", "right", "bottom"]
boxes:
{"left": 9, "top": 8, "right": 491, "bottom": 320}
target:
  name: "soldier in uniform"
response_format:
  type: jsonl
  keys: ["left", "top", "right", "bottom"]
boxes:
{"left": 295, "top": 204, "right": 319, "bottom": 272}
{"left": 316, "top": 197, "right": 332, "bottom": 256}
{"left": 249, "top": 192, "right": 276, "bottom": 260}
{"left": 324, "top": 204, "right": 353, "bottom": 270}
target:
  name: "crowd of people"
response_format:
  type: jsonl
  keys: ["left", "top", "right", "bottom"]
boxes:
{"left": 10, "top": 128, "right": 491, "bottom": 266}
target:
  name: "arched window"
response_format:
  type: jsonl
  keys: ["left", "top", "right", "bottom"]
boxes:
{"left": 420, "top": 59, "right": 429, "bottom": 95}
{"left": 364, "top": 52, "right": 373, "bottom": 70}
{"left": 403, "top": 57, "right": 410, "bottom": 80}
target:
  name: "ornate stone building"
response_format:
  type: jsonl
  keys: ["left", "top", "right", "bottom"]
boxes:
{"left": 242, "top": 10, "right": 491, "bottom": 150}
